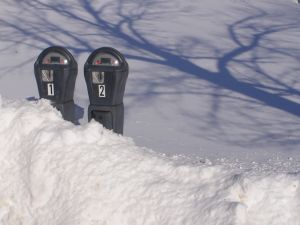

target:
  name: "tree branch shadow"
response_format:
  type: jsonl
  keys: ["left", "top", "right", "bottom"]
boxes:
{"left": 0, "top": 0, "right": 299, "bottom": 148}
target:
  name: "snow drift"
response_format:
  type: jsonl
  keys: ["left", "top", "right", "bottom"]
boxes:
{"left": 0, "top": 96, "right": 299, "bottom": 225}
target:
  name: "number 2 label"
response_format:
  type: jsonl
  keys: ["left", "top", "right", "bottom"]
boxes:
{"left": 99, "top": 85, "right": 106, "bottom": 98}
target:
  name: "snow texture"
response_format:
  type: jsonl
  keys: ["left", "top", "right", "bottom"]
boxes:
{"left": 0, "top": 97, "right": 299, "bottom": 225}
{"left": 0, "top": 0, "right": 300, "bottom": 224}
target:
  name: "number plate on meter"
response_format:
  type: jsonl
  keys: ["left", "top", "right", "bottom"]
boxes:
{"left": 98, "top": 85, "right": 106, "bottom": 98}
{"left": 47, "top": 83, "right": 55, "bottom": 96}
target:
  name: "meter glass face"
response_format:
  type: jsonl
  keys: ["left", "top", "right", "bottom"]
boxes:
{"left": 92, "top": 53, "right": 119, "bottom": 66}
{"left": 92, "top": 71, "right": 105, "bottom": 84}
{"left": 41, "top": 70, "right": 54, "bottom": 82}
{"left": 42, "top": 52, "right": 68, "bottom": 65}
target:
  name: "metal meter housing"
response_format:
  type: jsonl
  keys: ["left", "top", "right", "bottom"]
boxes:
{"left": 84, "top": 47, "right": 129, "bottom": 134}
{"left": 34, "top": 46, "right": 78, "bottom": 122}
{"left": 84, "top": 47, "right": 128, "bottom": 106}
{"left": 34, "top": 46, "right": 77, "bottom": 103}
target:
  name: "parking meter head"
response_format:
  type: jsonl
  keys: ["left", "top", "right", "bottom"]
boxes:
{"left": 34, "top": 46, "right": 78, "bottom": 104}
{"left": 84, "top": 47, "right": 129, "bottom": 106}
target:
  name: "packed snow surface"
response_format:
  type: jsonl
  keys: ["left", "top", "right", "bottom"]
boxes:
{"left": 0, "top": 97, "right": 299, "bottom": 225}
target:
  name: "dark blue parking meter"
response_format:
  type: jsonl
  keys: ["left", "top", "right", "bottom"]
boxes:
{"left": 84, "top": 47, "right": 128, "bottom": 134}
{"left": 34, "top": 46, "right": 78, "bottom": 123}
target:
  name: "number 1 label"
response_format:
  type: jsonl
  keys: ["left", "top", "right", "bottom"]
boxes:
{"left": 99, "top": 85, "right": 106, "bottom": 98}
{"left": 47, "top": 83, "right": 54, "bottom": 96}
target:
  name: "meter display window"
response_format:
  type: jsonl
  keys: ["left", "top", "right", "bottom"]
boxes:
{"left": 50, "top": 56, "right": 60, "bottom": 64}
{"left": 92, "top": 53, "right": 119, "bottom": 66}
{"left": 42, "top": 52, "right": 68, "bottom": 65}
{"left": 41, "top": 70, "right": 54, "bottom": 82}
{"left": 92, "top": 71, "right": 105, "bottom": 84}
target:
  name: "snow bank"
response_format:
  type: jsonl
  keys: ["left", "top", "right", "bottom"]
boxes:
{"left": 0, "top": 96, "right": 299, "bottom": 225}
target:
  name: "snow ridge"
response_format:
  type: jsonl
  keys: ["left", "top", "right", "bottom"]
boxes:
{"left": 0, "top": 97, "right": 299, "bottom": 225}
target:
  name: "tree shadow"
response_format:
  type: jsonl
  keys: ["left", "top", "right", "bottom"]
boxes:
{"left": 0, "top": 0, "right": 299, "bottom": 148}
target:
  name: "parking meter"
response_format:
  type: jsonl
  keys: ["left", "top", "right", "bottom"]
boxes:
{"left": 84, "top": 47, "right": 129, "bottom": 134}
{"left": 34, "top": 46, "right": 78, "bottom": 123}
